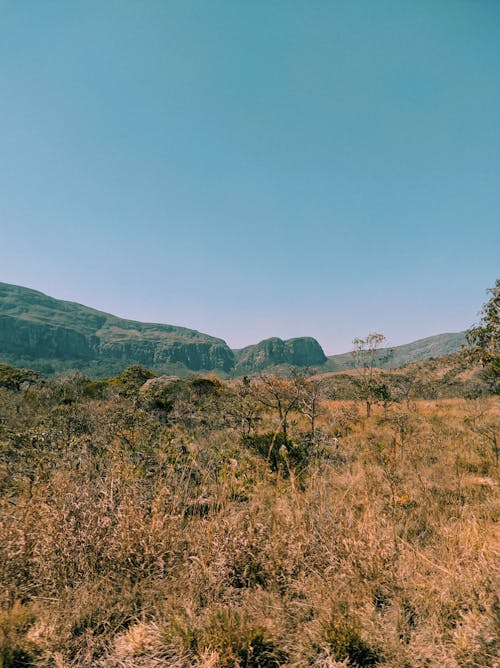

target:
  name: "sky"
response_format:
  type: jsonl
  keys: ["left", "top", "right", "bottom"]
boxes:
{"left": 0, "top": 0, "right": 499, "bottom": 354}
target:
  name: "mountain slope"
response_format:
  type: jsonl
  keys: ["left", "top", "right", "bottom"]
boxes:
{"left": 0, "top": 282, "right": 467, "bottom": 377}
{"left": 0, "top": 283, "right": 235, "bottom": 376}
{"left": 323, "top": 332, "right": 467, "bottom": 372}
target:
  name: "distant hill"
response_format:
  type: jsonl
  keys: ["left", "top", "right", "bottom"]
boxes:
{"left": 323, "top": 332, "right": 467, "bottom": 372}
{"left": 311, "top": 350, "right": 488, "bottom": 400}
{"left": 0, "top": 282, "right": 467, "bottom": 377}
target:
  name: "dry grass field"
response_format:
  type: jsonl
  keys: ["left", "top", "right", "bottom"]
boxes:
{"left": 0, "top": 372, "right": 498, "bottom": 667}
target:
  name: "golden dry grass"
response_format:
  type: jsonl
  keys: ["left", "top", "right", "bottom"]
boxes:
{"left": 0, "top": 385, "right": 498, "bottom": 667}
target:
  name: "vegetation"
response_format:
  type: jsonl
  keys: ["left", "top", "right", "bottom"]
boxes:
{"left": 0, "top": 357, "right": 498, "bottom": 667}
{"left": 466, "top": 279, "right": 500, "bottom": 394}
{"left": 350, "top": 333, "right": 389, "bottom": 417}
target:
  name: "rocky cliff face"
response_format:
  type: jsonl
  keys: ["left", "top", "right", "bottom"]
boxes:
{"left": 0, "top": 315, "right": 98, "bottom": 360}
{"left": 98, "top": 339, "right": 234, "bottom": 371}
{"left": 1, "top": 283, "right": 325, "bottom": 376}
{"left": 0, "top": 283, "right": 234, "bottom": 375}
{"left": 234, "top": 336, "right": 327, "bottom": 374}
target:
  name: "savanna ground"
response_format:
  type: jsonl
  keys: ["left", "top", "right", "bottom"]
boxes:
{"left": 0, "top": 369, "right": 498, "bottom": 667}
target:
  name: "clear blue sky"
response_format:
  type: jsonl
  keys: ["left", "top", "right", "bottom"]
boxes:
{"left": 1, "top": 1, "right": 499, "bottom": 353}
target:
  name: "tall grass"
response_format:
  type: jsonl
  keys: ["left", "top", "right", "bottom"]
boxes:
{"left": 0, "top": 383, "right": 498, "bottom": 667}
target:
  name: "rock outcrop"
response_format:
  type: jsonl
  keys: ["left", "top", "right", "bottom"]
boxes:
{"left": 233, "top": 336, "right": 327, "bottom": 374}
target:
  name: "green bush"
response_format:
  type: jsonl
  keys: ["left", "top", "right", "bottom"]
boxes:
{"left": 200, "top": 609, "right": 286, "bottom": 668}
{"left": 241, "top": 432, "right": 288, "bottom": 471}
{"left": 109, "top": 365, "right": 156, "bottom": 396}
{"left": 322, "top": 619, "right": 380, "bottom": 667}
{"left": 241, "top": 431, "right": 312, "bottom": 475}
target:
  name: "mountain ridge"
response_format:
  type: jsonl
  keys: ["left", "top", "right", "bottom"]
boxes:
{"left": 0, "top": 282, "right": 234, "bottom": 375}
{"left": 0, "top": 282, "right": 467, "bottom": 377}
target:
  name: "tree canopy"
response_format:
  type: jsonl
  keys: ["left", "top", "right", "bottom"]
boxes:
{"left": 466, "top": 279, "right": 500, "bottom": 393}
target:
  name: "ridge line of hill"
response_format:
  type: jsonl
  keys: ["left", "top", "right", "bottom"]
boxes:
{"left": 0, "top": 282, "right": 466, "bottom": 377}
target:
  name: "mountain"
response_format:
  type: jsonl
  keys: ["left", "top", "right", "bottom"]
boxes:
{"left": 233, "top": 336, "right": 327, "bottom": 374}
{"left": 0, "top": 282, "right": 467, "bottom": 377}
{"left": 0, "top": 283, "right": 234, "bottom": 376}
{"left": 323, "top": 332, "right": 467, "bottom": 372}
{"left": 0, "top": 283, "right": 327, "bottom": 377}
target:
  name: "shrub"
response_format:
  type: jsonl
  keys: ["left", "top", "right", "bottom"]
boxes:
{"left": 199, "top": 609, "right": 286, "bottom": 668}
{"left": 321, "top": 619, "right": 380, "bottom": 667}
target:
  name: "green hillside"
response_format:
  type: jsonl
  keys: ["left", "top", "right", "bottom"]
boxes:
{"left": 0, "top": 283, "right": 234, "bottom": 376}
{"left": 323, "top": 332, "right": 467, "bottom": 372}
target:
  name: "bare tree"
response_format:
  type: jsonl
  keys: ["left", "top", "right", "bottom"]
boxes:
{"left": 226, "top": 376, "right": 261, "bottom": 435}
{"left": 296, "top": 374, "right": 328, "bottom": 440}
{"left": 351, "top": 332, "right": 387, "bottom": 417}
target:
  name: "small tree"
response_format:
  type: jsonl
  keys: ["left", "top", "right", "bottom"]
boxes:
{"left": 251, "top": 374, "right": 302, "bottom": 443}
{"left": 351, "top": 332, "right": 387, "bottom": 417}
{"left": 466, "top": 279, "right": 500, "bottom": 394}
{"left": 226, "top": 376, "right": 261, "bottom": 435}
{"left": 295, "top": 373, "right": 328, "bottom": 440}
{"left": 391, "top": 370, "right": 420, "bottom": 408}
